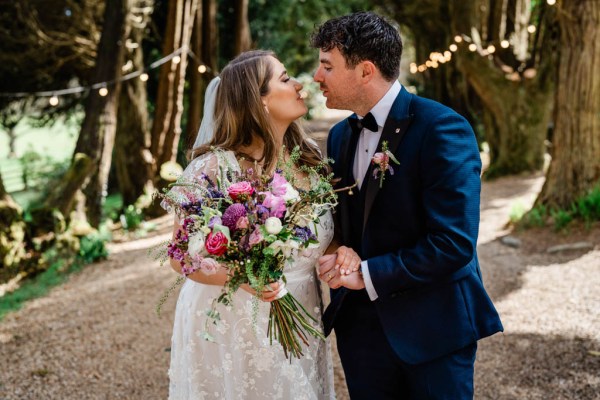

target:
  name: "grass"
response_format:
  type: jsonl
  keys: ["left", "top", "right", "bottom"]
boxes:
{"left": 0, "top": 256, "right": 84, "bottom": 320}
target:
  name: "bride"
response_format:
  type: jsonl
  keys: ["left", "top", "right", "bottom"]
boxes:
{"left": 163, "top": 50, "right": 335, "bottom": 399}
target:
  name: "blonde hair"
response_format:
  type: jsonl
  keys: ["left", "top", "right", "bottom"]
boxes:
{"left": 191, "top": 50, "right": 323, "bottom": 173}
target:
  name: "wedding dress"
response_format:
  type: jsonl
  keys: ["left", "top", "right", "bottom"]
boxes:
{"left": 164, "top": 150, "right": 335, "bottom": 400}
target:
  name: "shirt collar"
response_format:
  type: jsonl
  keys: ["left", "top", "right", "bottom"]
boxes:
{"left": 359, "top": 81, "right": 402, "bottom": 128}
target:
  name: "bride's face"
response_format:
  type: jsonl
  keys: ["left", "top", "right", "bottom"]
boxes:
{"left": 262, "top": 56, "right": 307, "bottom": 126}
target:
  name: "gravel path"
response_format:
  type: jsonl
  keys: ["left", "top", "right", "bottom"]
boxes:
{"left": 1, "top": 149, "right": 598, "bottom": 399}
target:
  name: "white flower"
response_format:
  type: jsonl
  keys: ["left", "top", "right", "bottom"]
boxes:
{"left": 268, "top": 239, "right": 300, "bottom": 257}
{"left": 264, "top": 217, "right": 283, "bottom": 234}
{"left": 282, "top": 183, "right": 300, "bottom": 202}
{"left": 187, "top": 232, "right": 206, "bottom": 257}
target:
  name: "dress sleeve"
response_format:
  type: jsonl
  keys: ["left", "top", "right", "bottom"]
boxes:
{"left": 159, "top": 152, "right": 222, "bottom": 215}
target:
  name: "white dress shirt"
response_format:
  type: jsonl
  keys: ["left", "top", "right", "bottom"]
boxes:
{"left": 352, "top": 81, "right": 402, "bottom": 301}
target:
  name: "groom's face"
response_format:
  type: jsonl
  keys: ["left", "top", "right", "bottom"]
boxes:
{"left": 314, "top": 48, "right": 361, "bottom": 112}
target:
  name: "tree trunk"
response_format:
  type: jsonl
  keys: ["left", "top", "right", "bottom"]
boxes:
{"left": 201, "top": 0, "right": 218, "bottom": 75}
{"left": 185, "top": 0, "right": 218, "bottom": 150}
{"left": 185, "top": 4, "right": 204, "bottom": 150}
{"left": 0, "top": 173, "right": 27, "bottom": 279}
{"left": 44, "top": 153, "right": 95, "bottom": 219}
{"left": 150, "top": 0, "right": 198, "bottom": 169}
{"left": 536, "top": 0, "right": 600, "bottom": 208}
{"left": 114, "top": 2, "right": 154, "bottom": 207}
{"left": 459, "top": 54, "right": 553, "bottom": 177}
{"left": 234, "top": 0, "right": 251, "bottom": 56}
{"left": 48, "top": 0, "right": 128, "bottom": 227}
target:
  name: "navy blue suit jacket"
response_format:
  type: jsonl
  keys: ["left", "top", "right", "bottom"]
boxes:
{"left": 325, "top": 86, "right": 503, "bottom": 365}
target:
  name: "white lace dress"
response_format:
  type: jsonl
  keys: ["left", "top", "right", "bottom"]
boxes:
{"left": 164, "top": 150, "right": 335, "bottom": 400}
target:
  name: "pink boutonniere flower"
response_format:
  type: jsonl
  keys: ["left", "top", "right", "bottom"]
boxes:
{"left": 371, "top": 141, "right": 400, "bottom": 188}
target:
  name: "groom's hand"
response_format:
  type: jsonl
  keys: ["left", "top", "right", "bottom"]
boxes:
{"left": 318, "top": 246, "right": 364, "bottom": 289}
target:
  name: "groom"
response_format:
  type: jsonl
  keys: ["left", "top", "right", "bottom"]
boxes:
{"left": 312, "top": 12, "right": 503, "bottom": 399}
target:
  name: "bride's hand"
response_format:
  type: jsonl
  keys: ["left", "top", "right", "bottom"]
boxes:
{"left": 335, "top": 246, "right": 362, "bottom": 275}
{"left": 240, "top": 281, "right": 285, "bottom": 302}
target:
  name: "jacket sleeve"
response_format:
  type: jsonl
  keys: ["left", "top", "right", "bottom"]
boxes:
{"left": 367, "top": 112, "right": 482, "bottom": 298}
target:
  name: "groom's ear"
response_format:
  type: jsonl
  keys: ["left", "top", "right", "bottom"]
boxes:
{"left": 359, "top": 61, "right": 376, "bottom": 83}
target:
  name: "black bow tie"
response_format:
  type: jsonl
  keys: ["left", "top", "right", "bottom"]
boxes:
{"left": 349, "top": 112, "right": 378, "bottom": 135}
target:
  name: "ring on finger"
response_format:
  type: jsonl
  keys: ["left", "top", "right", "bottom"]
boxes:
{"left": 327, "top": 273, "right": 333, "bottom": 280}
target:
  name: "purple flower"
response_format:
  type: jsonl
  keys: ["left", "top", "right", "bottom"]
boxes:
{"left": 181, "top": 200, "right": 203, "bottom": 215}
{"left": 208, "top": 216, "right": 222, "bottom": 229}
{"left": 222, "top": 203, "right": 247, "bottom": 231}
{"left": 294, "top": 227, "right": 316, "bottom": 243}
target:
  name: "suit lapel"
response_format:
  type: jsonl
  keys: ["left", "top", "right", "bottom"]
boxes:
{"left": 362, "top": 89, "right": 414, "bottom": 233}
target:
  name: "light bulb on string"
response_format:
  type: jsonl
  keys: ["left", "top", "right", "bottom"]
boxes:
{"left": 469, "top": 44, "right": 477, "bottom": 52}
{"left": 198, "top": 65, "right": 207, "bottom": 74}
{"left": 487, "top": 45, "right": 496, "bottom": 54}
{"left": 409, "top": 63, "right": 418, "bottom": 74}
{"left": 49, "top": 96, "right": 59, "bottom": 106}
{"left": 501, "top": 40, "right": 510, "bottom": 48}
{"left": 454, "top": 35, "right": 463, "bottom": 43}
{"left": 140, "top": 73, "right": 149, "bottom": 82}
{"left": 527, "top": 25, "right": 536, "bottom": 33}
{"left": 449, "top": 44, "right": 458, "bottom": 52}
{"left": 547, "top": 0, "right": 556, "bottom": 5}
{"left": 172, "top": 55, "right": 181, "bottom": 64}
{"left": 99, "top": 87, "right": 109, "bottom": 97}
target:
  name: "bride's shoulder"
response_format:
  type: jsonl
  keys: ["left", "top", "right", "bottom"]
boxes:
{"left": 184, "top": 148, "right": 239, "bottom": 177}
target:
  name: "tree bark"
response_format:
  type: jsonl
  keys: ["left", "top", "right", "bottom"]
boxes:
{"left": 185, "top": 0, "right": 219, "bottom": 150}
{"left": 114, "top": 1, "right": 154, "bottom": 207}
{"left": 536, "top": 1, "right": 600, "bottom": 208}
{"left": 82, "top": 1, "right": 129, "bottom": 228}
{"left": 234, "top": 0, "right": 251, "bottom": 56}
{"left": 46, "top": 0, "right": 128, "bottom": 226}
{"left": 0, "top": 173, "right": 27, "bottom": 279}
{"left": 185, "top": 4, "right": 204, "bottom": 150}
{"left": 459, "top": 54, "right": 553, "bottom": 177}
{"left": 150, "top": 0, "right": 198, "bottom": 169}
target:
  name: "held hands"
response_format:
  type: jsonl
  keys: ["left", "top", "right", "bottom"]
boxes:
{"left": 318, "top": 246, "right": 365, "bottom": 290}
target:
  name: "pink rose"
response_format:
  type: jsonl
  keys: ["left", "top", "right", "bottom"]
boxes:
{"left": 205, "top": 231, "right": 229, "bottom": 256}
{"left": 236, "top": 216, "right": 249, "bottom": 230}
{"left": 227, "top": 181, "right": 254, "bottom": 201}
{"left": 371, "top": 152, "right": 388, "bottom": 165}
{"left": 248, "top": 227, "right": 264, "bottom": 247}
{"left": 200, "top": 258, "right": 220, "bottom": 275}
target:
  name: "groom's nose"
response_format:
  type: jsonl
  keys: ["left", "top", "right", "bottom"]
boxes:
{"left": 313, "top": 66, "right": 324, "bottom": 83}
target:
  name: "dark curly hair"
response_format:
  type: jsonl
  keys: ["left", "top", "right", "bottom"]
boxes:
{"left": 310, "top": 12, "right": 402, "bottom": 81}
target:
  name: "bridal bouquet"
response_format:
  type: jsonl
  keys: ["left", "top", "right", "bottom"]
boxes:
{"left": 157, "top": 148, "right": 342, "bottom": 359}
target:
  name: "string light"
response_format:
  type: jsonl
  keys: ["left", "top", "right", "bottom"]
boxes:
{"left": 527, "top": 25, "right": 536, "bottom": 33}
{"left": 0, "top": 47, "right": 212, "bottom": 102}
{"left": 198, "top": 65, "right": 207, "bottom": 73}
{"left": 501, "top": 40, "right": 510, "bottom": 48}
{"left": 454, "top": 35, "right": 463, "bottom": 43}
{"left": 469, "top": 44, "right": 477, "bottom": 52}
{"left": 487, "top": 45, "right": 496, "bottom": 54}
{"left": 547, "top": 0, "right": 556, "bottom": 5}
{"left": 449, "top": 44, "right": 458, "bottom": 52}
{"left": 409, "top": 63, "right": 418, "bottom": 74}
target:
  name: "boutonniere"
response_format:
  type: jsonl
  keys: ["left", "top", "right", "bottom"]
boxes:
{"left": 371, "top": 141, "right": 400, "bottom": 188}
